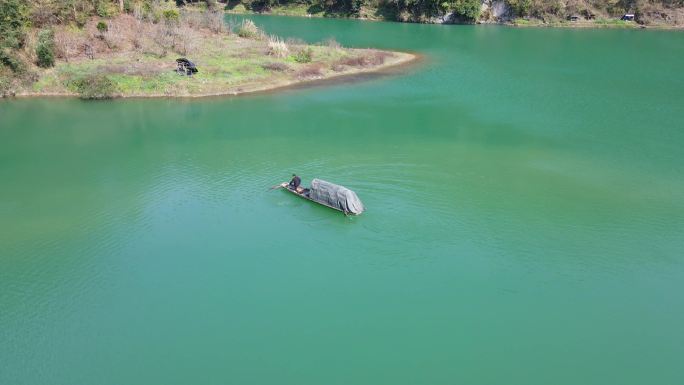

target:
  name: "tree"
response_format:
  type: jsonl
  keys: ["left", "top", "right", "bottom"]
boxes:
{"left": 452, "top": 0, "right": 480, "bottom": 20}
{"left": 36, "top": 28, "right": 55, "bottom": 68}
{"left": 0, "top": 0, "right": 28, "bottom": 49}
{"left": 506, "top": 0, "right": 532, "bottom": 16}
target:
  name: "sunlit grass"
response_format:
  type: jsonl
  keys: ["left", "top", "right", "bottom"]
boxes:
{"left": 22, "top": 15, "right": 407, "bottom": 98}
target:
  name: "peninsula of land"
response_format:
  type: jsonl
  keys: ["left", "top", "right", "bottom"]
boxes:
{"left": 0, "top": 2, "right": 414, "bottom": 99}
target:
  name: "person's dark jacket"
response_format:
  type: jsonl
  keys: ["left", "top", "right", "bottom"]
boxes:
{"left": 289, "top": 175, "right": 301, "bottom": 189}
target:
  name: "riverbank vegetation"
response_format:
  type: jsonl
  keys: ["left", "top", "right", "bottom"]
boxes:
{"left": 225, "top": 0, "right": 683, "bottom": 27}
{"left": 0, "top": 0, "right": 413, "bottom": 98}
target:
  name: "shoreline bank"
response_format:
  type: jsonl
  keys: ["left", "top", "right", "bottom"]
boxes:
{"left": 225, "top": 5, "right": 683, "bottom": 30}
{"left": 11, "top": 51, "right": 417, "bottom": 99}
{"left": 1, "top": 13, "right": 418, "bottom": 100}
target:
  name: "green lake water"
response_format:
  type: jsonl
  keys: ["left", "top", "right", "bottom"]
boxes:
{"left": 1, "top": 16, "right": 684, "bottom": 384}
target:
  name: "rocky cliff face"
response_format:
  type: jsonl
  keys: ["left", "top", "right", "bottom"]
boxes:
{"left": 486, "top": 1, "right": 513, "bottom": 21}
{"left": 426, "top": 1, "right": 513, "bottom": 24}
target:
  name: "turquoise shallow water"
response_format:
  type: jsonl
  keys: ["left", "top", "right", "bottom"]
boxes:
{"left": 1, "top": 17, "right": 684, "bottom": 385}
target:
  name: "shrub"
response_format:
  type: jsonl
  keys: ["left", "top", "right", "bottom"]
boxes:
{"left": 75, "top": 13, "right": 88, "bottom": 28}
{"left": 95, "top": 1, "right": 118, "bottom": 17}
{"left": 0, "top": 73, "right": 13, "bottom": 96}
{"left": 95, "top": 1, "right": 106, "bottom": 17}
{"left": 35, "top": 29, "right": 55, "bottom": 68}
{"left": 267, "top": 35, "right": 289, "bottom": 58}
{"left": 163, "top": 9, "right": 180, "bottom": 23}
{"left": 0, "top": 48, "right": 26, "bottom": 73}
{"left": 293, "top": 47, "right": 313, "bottom": 63}
{"left": 0, "top": 0, "right": 28, "bottom": 46}
{"left": 97, "top": 21, "right": 108, "bottom": 33}
{"left": 236, "top": 19, "right": 260, "bottom": 38}
{"left": 124, "top": 0, "right": 134, "bottom": 13}
{"left": 71, "top": 74, "right": 119, "bottom": 99}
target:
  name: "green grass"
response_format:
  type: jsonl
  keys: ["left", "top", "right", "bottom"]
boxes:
{"left": 510, "top": 17, "right": 640, "bottom": 29}
{"left": 512, "top": 18, "right": 532, "bottom": 25}
{"left": 594, "top": 18, "right": 634, "bottom": 28}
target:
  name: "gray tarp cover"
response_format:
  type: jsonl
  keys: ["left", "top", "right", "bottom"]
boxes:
{"left": 309, "top": 179, "right": 365, "bottom": 214}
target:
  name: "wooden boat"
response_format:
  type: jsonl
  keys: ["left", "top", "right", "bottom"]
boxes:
{"left": 279, "top": 179, "right": 365, "bottom": 215}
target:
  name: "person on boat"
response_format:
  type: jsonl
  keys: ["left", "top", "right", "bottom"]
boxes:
{"left": 289, "top": 174, "right": 302, "bottom": 191}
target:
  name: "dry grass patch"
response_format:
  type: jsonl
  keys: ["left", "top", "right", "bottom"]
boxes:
{"left": 262, "top": 62, "right": 290, "bottom": 72}
{"left": 338, "top": 50, "right": 393, "bottom": 67}
{"left": 296, "top": 63, "right": 324, "bottom": 79}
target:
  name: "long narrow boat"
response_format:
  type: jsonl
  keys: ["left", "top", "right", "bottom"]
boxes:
{"left": 280, "top": 178, "right": 365, "bottom": 215}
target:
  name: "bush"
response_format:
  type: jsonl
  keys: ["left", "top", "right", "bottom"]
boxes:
{"left": 95, "top": 0, "right": 118, "bottom": 17}
{"left": 0, "top": 0, "right": 28, "bottom": 49}
{"left": 97, "top": 21, "right": 108, "bottom": 33}
{"left": 71, "top": 74, "right": 119, "bottom": 99}
{"left": 267, "top": 35, "right": 289, "bottom": 58}
{"left": 293, "top": 47, "right": 313, "bottom": 63}
{"left": 124, "top": 0, "right": 134, "bottom": 13}
{"left": 36, "top": 29, "right": 55, "bottom": 68}
{"left": 163, "top": 9, "right": 180, "bottom": 23}
{"left": 0, "top": 73, "right": 12, "bottom": 96}
{"left": 96, "top": 2, "right": 108, "bottom": 17}
{"left": 0, "top": 47, "right": 26, "bottom": 73}
{"left": 236, "top": 19, "right": 260, "bottom": 38}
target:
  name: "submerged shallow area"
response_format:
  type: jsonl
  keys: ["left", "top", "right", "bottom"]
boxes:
{"left": 1, "top": 16, "right": 683, "bottom": 385}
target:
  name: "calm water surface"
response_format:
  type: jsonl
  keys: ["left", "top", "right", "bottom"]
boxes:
{"left": 1, "top": 16, "right": 683, "bottom": 385}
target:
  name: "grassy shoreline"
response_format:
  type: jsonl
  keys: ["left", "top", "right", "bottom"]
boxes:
{"left": 2, "top": 13, "right": 416, "bottom": 100}
{"left": 15, "top": 49, "right": 416, "bottom": 99}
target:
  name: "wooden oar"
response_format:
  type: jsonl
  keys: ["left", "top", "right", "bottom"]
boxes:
{"left": 269, "top": 183, "right": 284, "bottom": 191}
